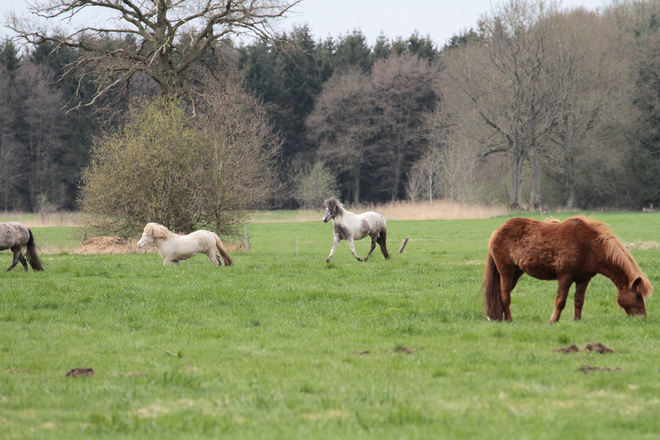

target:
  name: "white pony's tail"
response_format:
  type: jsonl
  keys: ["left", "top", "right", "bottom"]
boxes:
{"left": 214, "top": 234, "right": 234, "bottom": 266}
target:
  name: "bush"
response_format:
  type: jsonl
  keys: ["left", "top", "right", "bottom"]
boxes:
{"left": 294, "top": 162, "right": 339, "bottom": 209}
{"left": 79, "top": 82, "right": 280, "bottom": 238}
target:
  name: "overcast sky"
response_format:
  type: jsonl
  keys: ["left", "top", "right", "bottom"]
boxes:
{"left": 281, "top": 0, "right": 608, "bottom": 45}
{"left": 0, "top": 0, "right": 608, "bottom": 46}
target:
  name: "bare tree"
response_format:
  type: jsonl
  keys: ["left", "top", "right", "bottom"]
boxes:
{"left": 544, "top": 9, "right": 633, "bottom": 208}
{"left": 196, "top": 76, "right": 281, "bottom": 236}
{"left": 443, "top": 0, "right": 561, "bottom": 209}
{"left": 406, "top": 147, "right": 442, "bottom": 202}
{"left": 13, "top": 61, "right": 67, "bottom": 211}
{"left": 8, "top": 0, "right": 300, "bottom": 107}
{"left": 371, "top": 53, "right": 439, "bottom": 201}
{"left": 0, "top": 65, "right": 22, "bottom": 211}
{"left": 422, "top": 106, "right": 481, "bottom": 203}
{"left": 307, "top": 68, "right": 376, "bottom": 204}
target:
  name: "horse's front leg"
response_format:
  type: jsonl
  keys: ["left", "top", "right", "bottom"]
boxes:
{"left": 325, "top": 236, "right": 341, "bottom": 263}
{"left": 549, "top": 278, "right": 573, "bottom": 323}
{"left": 364, "top": 235, "right": 377, "bottom": 261}
{"left": 573, "top": 278, "right": 592, "bottom": 320}
{"left": 347, "top": 238, "right": 363, "bottom": 262}
{"left": 162, "top": 258, "right": 179, "bottom": 266}
{"left": 6, "top": 247, "right": 22, "bottom": 272}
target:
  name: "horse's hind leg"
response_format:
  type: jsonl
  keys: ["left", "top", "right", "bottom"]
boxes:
{"left": 17, "top": 252, "right": 28, "bottom": 271}
{"left": 499, "top": 266, "right": 523, "bottom": 321}
{"left": 364, "top": 235, "right": 377, "bottom": 261}
{"left": 206, "top": 250, "right": 220, "bottom": 266}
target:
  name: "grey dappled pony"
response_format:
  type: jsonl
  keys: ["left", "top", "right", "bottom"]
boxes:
{"left": 322, "top": 197, "right": 390, "bottom": 263}
{"left": 0, "top": 222, "right": 44, "bottom": 272}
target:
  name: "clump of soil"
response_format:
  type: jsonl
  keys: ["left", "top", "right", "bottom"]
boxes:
{"left": 585, "top": 342, "right": 614, "bottom": 353}
{"left": 554, "top": 342, "right": 613, "bottom": 354}
{"left": 65, "top": 367, "right": 95, "bottom": 378}
{"left": 554, "top": 344, "right": 580, "bottom": 353}
{"left": 579, "top": 365, "right": 622, "bottom": 374}
{"left": 395, "top": 346, "right": 415, "bottom": 354}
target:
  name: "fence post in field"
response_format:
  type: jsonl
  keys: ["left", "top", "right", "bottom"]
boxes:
{"left": 399, "top": 237, "right": 409, "bottom": 253}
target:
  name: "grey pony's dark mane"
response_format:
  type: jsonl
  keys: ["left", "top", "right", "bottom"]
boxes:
{"left": 324, "top": 197, "right": 344, "bottom": 219}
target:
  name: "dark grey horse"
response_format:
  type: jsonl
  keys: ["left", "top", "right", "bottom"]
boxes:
{"left": 0, "top": 222, "right": 44, "bottom": 272}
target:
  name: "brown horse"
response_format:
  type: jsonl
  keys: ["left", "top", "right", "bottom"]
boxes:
{"left": 482, "top": 216, "right": 652, "bottom": 322}
{"left": 0, "top": 222, "right": 44, "bottom": 272}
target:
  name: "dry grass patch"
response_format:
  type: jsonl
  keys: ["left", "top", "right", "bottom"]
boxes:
{"left": 364, "top": 200, "right": 508, "bottom": 220}
{"left": 0, "top": 211, "right": 80, "bottom": 227}
{"left": 255, "top": 200, "right": 508, "bottom": 222}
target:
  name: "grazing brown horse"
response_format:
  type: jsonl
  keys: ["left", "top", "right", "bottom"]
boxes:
{"left": 482, "top": 216, "right": 652, "bottom": 322}
{"left": 0, "top": 222, "right": 44, "bottom": 272}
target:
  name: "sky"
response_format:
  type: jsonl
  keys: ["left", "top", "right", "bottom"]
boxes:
{"left": 280, "top": 0, "right": 608, "bottom": 45}
{"left": 0, "top": 0, "right": 608, "bottom": 47}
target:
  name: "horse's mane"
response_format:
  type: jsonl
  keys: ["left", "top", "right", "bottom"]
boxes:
{"left": 324, "top": 197, "right": 344, "bottom": 217}
{"left": 146, "top": 223, "right": 175, "bottom": 238}
{"left": 572, "top": 216, "right": 653, "bottom": 298}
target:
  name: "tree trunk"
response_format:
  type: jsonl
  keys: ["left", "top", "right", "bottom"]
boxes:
{"left": 511, "top": 153, "right": 525, "bottom": 210}
{"left": 391, "top": 144, "right": 403, "bottom": 202}
{"left": 529, "top": 149, "right": 542, "bottom": 210}
{"left": 352, "top": 168, "right": 360, "bottom": 204}
{"left": 566, "top": 157, "right": 577, "bottom": 209}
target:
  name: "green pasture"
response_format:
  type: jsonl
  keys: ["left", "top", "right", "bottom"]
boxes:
{"left": 1, "top": 212, "right": 660, "bottom": 439}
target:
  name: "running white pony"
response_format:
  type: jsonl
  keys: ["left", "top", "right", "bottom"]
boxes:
{"left": 322, "top": 197, "right": 390, "bottom": 263}
{"left": 137, "top": 223, "right": 233, "bottom": 267}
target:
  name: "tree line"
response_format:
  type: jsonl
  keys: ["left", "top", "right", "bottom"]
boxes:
{"left": 4, "top": 0, "right": 660, "bottom": 216}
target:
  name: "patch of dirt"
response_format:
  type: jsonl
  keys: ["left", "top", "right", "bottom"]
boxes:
{"left": 554, "top": 342, "right": 613, "bottom": 354}
{"left": 585, "top": 342, "right": 614, "bottom": 353}
{"left": 73, "top": 237, "right": 140, "bottom": 255}
{"left": 356, "top": 350, "right": 371, "bottom": 355}
{"left": 65, "top": 367, "right": 95, "bottom": 378}
{"left": 554, "top": 344, "right": 580, "bottom": 353}
{"left": 579, "top": 365, "right": 622, "bottom": 374}
{"left": 395, "top": 346, "right": 415, "bottom": 354}
{"left": 625, "top": 240, "right": 660, "bottom": 250}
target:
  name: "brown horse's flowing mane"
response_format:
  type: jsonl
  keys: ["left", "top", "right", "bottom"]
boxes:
{"left": 574, "top": 216, "right": 653, "bottom": 298}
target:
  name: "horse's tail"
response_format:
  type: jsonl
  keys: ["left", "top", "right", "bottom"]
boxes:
{"left": 214, "top": 234, "right": 233, "bottom": 266}
{"left": 25, "top": 229, "right": 44, "bottom": 271}
{"left": 482, "top": 250, "right": 502, "bottom": 320}
{"left": 379, "top": 227, "right": 390, "bottom": 259}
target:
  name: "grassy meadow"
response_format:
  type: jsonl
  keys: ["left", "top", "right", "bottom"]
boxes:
{"left": 1, "top": 211, "right": 660, "bottom": 439}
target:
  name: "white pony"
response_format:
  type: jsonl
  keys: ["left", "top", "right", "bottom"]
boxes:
{"left": 137, "top": 223, "right": 233, "bottom": 267}
{"left": 322, "top": 197, "right": 390, "bottom": 263}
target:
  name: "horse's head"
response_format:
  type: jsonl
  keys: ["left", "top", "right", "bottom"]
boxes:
{"left": 323, "top": 197, "right": 341, "bottom": 223}
{"left": 617, "top": 277, "right": 650, "bottom": 317}
{"left": 137, "top": 223, "right": 168, "bottom": 249}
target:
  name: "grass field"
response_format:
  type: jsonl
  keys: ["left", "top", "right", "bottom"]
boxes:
{"left": 1, "top": 211, "right": 660, "bottom": 439}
